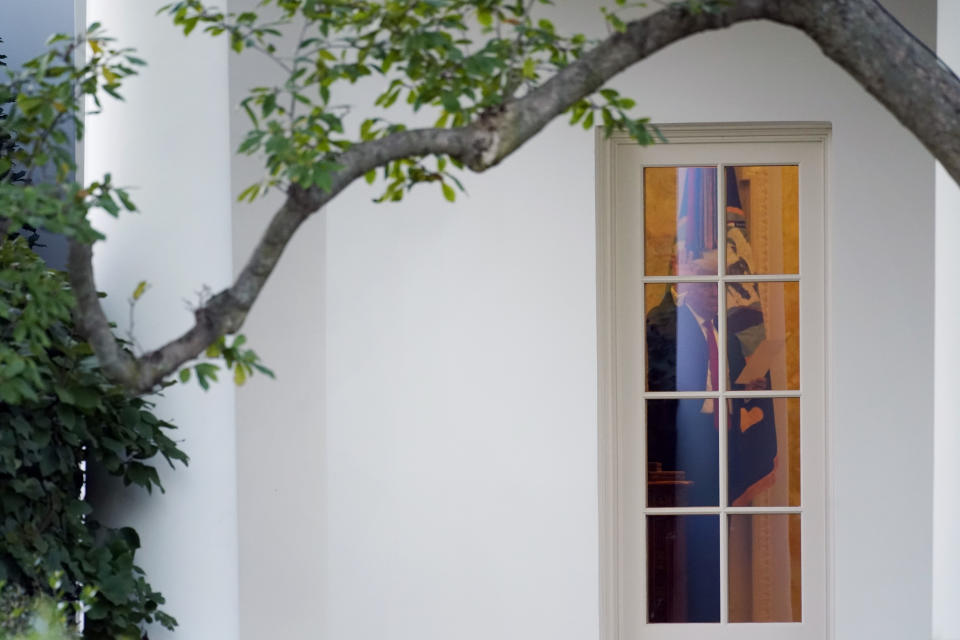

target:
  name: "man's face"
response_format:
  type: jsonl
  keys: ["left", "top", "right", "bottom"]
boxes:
{"left": 678, "top": 282, "right": 718, "bottom": 321}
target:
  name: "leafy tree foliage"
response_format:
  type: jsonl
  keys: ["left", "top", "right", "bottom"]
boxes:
{"left": 0, "top": 38, "right": 25, "bottom": 187}
{"left": 52, "top": 0, "right": 958, "bottom": 396}
{"left": 0, "top": 36, "right": 185, "bottom": 639}
{"left": 165, "top": 0, "right": 656, "bottom": 204}
{"left": 0, "top": 26, "right": 142, "bottom": 246}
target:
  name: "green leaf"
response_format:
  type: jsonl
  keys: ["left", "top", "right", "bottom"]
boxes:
{"left": 313, "top": 167, "right": 334, "bottom": 192}
{"left": 442, "top": 182, "right": 456, "bottom": 202}
{"left": 183, "top": 16, "right": 199, "bottom": 36}
{"left": 16, "top": 94, "right": 44, "bottom": 115}
{"left": 522, "top": 58, "right": 537, "bottom": 79}
{"left": 66, "top": 499, "right": 93, "bottom": 519}
{"left": 477, "top": 8, "right": 493, "bottom": 28}
{"left": 252, "top": 362, "right": 275, "bottom": 378}
{"left": 583, "top": 110, "right": 594, "bottom": 130}
{"left": 54, "top": 386, "right": 75, "bottom": 404}
{"left": 441, "top": 93, "right": 460, "bottom": 112}
{"left": 360, "top": 118, "right": 379, "bottom": 141}
{"left": 98, "top": 193, "right": 121, "bottom": 216}
{"left": 131, "top": 280, "right": 148, "bottom": 301}
{"left": 237, "top": 182, "right": 261, "bottom": 202}
{"left": 195, "top": 362, "right": 219, "bottom": 391}
{"left": 115, "top": 188, "right": 137, "bottom": 211}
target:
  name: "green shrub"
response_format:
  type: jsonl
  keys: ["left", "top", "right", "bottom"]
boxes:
{"left": 0, "top": 574, "right": 92, "bottom": 640}
{"left": 0, "top": 237, "right": 187, "bottom": 638}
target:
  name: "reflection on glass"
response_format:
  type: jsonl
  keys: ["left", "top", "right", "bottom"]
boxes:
{"left": 728, "top": 514, "right": 802, "bottom": 622}
{"left": 728, "top": 397, "right": 800, "bottom": 507}
{"left": 725, "top": 281, "right": 799, "bottom": 391}
{"left": 646, "top": 282, "right": 719, "bottom": 392}
{"left": 725, "top": 166, "right": 799, "bottom": 276}
{"left": 647, "top": 399, "right": 719, "bottom": 507}
{"left": 647, "top": 515, "right": 720, "bottom": 623}
{"left": 645, "top": 167, "right": 719, "bottom": 276}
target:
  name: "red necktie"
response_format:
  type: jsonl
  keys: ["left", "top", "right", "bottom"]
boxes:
{"left": 703, "top": 318, "right": 720, "bottom": 428}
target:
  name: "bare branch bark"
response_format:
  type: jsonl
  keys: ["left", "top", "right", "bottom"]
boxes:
{"left": 482, "top": 0, "right": 960, "bottom": 183}
{"left": 67, "top": 241, "right": 139, "bottom": 383}
{"left": 70, "top": 0, "right": 960, "bottom": 394}
{"left": 769, "top": 0, "right": 960, "bottom": 185}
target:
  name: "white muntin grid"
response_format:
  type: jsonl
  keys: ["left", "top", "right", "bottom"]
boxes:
{"left": 639, "top": 163, "right": 802, "bottom": 626}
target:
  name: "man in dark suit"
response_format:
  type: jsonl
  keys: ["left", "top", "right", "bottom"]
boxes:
{"left": 646, "top": 281, "right": 778, "bottom": 502}
{"left": 646, "top": 281, "right": 722, "bottom": 507}
{"left": 645, "top": 281, "right": 777, "bottom": 622}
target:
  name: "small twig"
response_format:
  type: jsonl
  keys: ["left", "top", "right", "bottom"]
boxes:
{"left": 183, "top": 285, "right": 213, "bottom": 313}
{"left": 126, "top": 282, "right": 150, "bottom": 354}
{"left": 288, "top": 20, "right": 312, "bottom": 129}
{"left": 249, "top": 41, "right": 294, "bottom": 74}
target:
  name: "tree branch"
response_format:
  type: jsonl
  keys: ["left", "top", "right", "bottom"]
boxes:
{"left": 67, "top": 240, "right": 139, "bottom": 384}
{"left": 68, "top": 129, "right": 476, "bottom": 394}
{"left": 768, "top": 0, "right": 960, "bottom": 185}
{"left": 70, "top": 0, "right": 960, "bottom": 393}
{"left": 480, "top": 0, "right": 960, "bottom": 183}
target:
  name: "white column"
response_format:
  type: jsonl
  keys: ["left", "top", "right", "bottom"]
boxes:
{"left": 83, "top": 2, "right": 238, "bottom": 639}
{"left": 935, "top": 2, "right": 960, "bottom": 639}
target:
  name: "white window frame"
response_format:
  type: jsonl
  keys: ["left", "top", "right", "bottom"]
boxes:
{"left": 596, "top": 123, "right": 832, "bottom": 640}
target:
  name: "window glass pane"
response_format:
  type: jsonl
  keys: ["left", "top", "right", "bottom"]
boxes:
{"left": 728, "top": 514, "right": 802, "bottom": 622}
{"left": 647, "top": 515, "right": 720, "bottom": 623}
{"left": 647, "top": 399, "right": 719, "bottom": 507}
{"left": 726, "top": 281, "right": 799, "bottom": 391}
{"left": 645, "top": 167, "right": 719, "bottom": 276}
{"left": 725, "top": 166, "right": 799, "bottom": 276}
{"left": 647, "top": 282, "right": 719, "bottom": 392}
{"left": 728, "top": 397, "right": 800, "bottom": 507}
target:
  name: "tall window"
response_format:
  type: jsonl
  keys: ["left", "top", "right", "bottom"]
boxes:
{"left": 597, "top": 125, "right": 829, "bottom": 640}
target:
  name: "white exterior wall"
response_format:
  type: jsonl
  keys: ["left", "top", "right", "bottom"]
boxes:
{"left": 227, "top": 5, "right": 328, "bottom": 637}
{"left": 83, "top": 3, "right": 238, "bottom": 639}
{"left": 69, "top": 1, "right": 936, "bottom": 639}
{"left": 318, "top": 3, "right": 937, "bottom": 640}
{"left": 3, "top": 1, "right": 943, "bottom": 639}
{"left": 934, "top": 1, "right": 960, "bottom": 639}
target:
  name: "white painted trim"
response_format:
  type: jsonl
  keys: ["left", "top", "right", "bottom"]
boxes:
{"left": 643, "top": 274, "right": 802, "bottom": 283}
{"left": 596, "top": 122, "right": 832, "bottom": 640}
{"left": 608, "top": 122, "right": 832, "bottom": 145}
{"left": 596, "top": 125, "right": 621, "bottom": 640}
{"left": 646, "top": 506, "right": 803, "bottom": 516}
{"left": 643, "top": 391, "right": 803, "bottom": 400}
{"left": 818, "top": 126, "right": 835, "bottom": 640}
